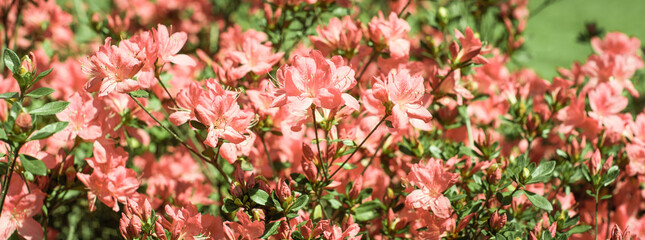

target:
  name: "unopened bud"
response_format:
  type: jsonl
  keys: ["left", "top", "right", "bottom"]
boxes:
{"left": 348, "top": 178, "right": 363, "bottom": 200}
{"left": 276, "top": 179, "right": 292, "bottom": 203}
{"left": 520, "top": 168, "right": 530, "bottom": 184}
{"left": 437, "top": 7, "right": 449, "bottom": 26}
{"left": 489, "top": 211, "right": 507, "bottom": 232}
{"left": 487, "top": 167, "right": 502, "bottom": 185}
{"left": 302, "top": 161, "right": 318, "bottom": 183}
{"left": 128, "top": 215, "right": 142, "bottom": 238}
{"left": 155, "top": 221, "right": 167, "bottom": 239}
{"left": 252, "top": 208, "right": 266, "bottom": 221}
{"left": 143, "top": 199, "right": 152, "bottom": 221}
{"left": 16, "top": 112, "right": 32, "bottom": 132}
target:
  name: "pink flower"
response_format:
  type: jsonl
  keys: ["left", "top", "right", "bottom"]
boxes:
{"left": 272, "top": 50, "right": 358, "bottom": 111}
{"left": 224, "top": 210, "right": 265, "bottom": 240}
{"left": 227, "top": 38, "right": 284, "bottom": 79}
{"left": 626, "top": 144, "right": 645, "bottom": 176}
{"left": 163, "top": 204, "right": 219, "bottom": 240}
{"left": 368, "top": 11, "right": 411, "bottom": 58}
{"left": 588, "top": 83, "right": 628, "bottom": 120}
{"left": 54, "top": 92, "right": 102, "bottom": 141}
{"left": 365, "top": 69, "right": 433, "bottom": 131}
{"left": 449, "top": 27, "right": 488, "bottom": 65}
{"left": 194, "top": 80, "right": 254, "bottom": 149}
{"left": 77, "top": 141, "right": 139, "bottom": 211}
{"left": 169, "top": 82, "right": 206, "bottom": 126}
{"left": 310, "top": 16, "right": 362, "bottom": 56}
{"left": 154, "top": 24, "right": 196, "bottom": 66}
{"left": 591, "top": 32, "right": 642, "bottom": 56}
{"left": 405, "top": 158, "right": 458, "bottom": 219}
{"left": 583, "top": 54, "right": 642, "bottom": 97}
{"left": 0, "top": 176, "right": 46, "bottom": 240}
{"left": 83, "top": 38, "right": 144, "bottom": 96}
{"left": 77, "top": 167, "right": 140, "bottom": 212}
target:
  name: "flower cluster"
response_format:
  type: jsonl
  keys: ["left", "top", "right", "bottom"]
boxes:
{"left": 0, "top": 0, "right": 644, "bottom": 239}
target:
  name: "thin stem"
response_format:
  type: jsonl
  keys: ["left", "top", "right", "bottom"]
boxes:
{"left": 155, "top": 65, "right": 178, "bottom": 108}
{"left": 397, "top": 0, "right": 412, "bottom": 17}
{"left": 594, "top": 192, "right": 599, "bottom": 240}
{"left": 0, "top": 145, "right": 21, "bottom": 214}
{"left": 311, "top": 108, "right": 326, "bottom": 177}
{"left": 464, "top": 108, "right": 474, "bottom": 149}
{"left": 356, "top": 52, "right": 377, "bottom": 81}
{"left": 431, "top": 67, "right": 456, "bottom": 94}
{"left": 127, "top": 93, "right": 230, "bottom": 183}
{"left": 259, "top": 134, "right": 277, "bottom": 177}
{"left": 329, "top": 115, "right": 386, "bottom": 179}
{"left": 360, "top": 134, "right": 390, "bottom": 175}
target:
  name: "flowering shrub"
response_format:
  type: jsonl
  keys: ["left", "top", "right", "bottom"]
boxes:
{"left": 0, "top": 0, "right": 644, "bottom": 239}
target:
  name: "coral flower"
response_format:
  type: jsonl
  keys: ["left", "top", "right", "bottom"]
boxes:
{"left": 405, "top": 159, "right": 458, "bottom": 218}
{"left": 83, "top": 38, "right": 144, "bottom": 96}
{"left": 272, "top": 50, "right": 358, "bottom": 111}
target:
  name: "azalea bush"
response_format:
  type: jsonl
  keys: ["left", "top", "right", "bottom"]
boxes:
{"left": 0, "top": 0, "right": 644, "bottom": 239}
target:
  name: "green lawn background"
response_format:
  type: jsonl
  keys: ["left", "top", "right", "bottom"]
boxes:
{"left": 523, "top": 0, "right": 645, "bottom": 79}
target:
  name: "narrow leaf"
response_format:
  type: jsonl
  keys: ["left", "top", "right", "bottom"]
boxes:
{"left": 260, "top": 220, "right": 282, "bottom": 239}
{"left": 32, "top": 68, "right": 53, "bottom": 84}
{"left": 29, "top": 121, "right": 69, "bottom": 141}
{"left": 3, "top": 49, "right": 20, "bottom": 73}
{"left": 290, "top": 195, "right": 309, "bottom": 212}
{"left": 25, "top": 87, "right": 55, "bottom": 98}
{"left": 129, "top": 90, "right": 149, "bottom": 98}
{"left": 19, "top": 154, "right": 47, "bottom": 176}
{"left": 249, "top": 189, "right": 270, "bottom": 206}
{"left": 523, "top": 190, "right": 553, "bottom": 212}
{"left": 0, "top": 92, "right": 18, "bottom": 99}
{"left": 30, "top": 101, "right": 69, "bottom": 115}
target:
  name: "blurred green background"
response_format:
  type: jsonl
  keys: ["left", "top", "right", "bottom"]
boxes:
{"left": 523, "top": 0, "right": 645, "bottom": 79}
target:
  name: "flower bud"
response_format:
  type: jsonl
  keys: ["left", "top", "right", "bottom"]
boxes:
{"left": 15, "top": 111, "right": 32, "bottom": 132}
{"left": 119, "top": 214, "right": 132, "bottom": 240}
{"left": 276, "top": 179, "right": 292, "bottom": 202}
{"left": 589, "top": 149, "right": 602, "bottom": 175}
{"left": 486, "top": 165, "right": 502, "bottom": 185}
{"left": 436, "top": 7, "right": 449, "bottom": 27}
{"left": 489, "top": 211, "right": 506, "bottom": 232}
{"left": 155, "top": 221, "right": 167, "bottom": 239}
{"left": 230, "top": 182, "right": 243, "bottom": 198}
{"left": 128, "top": 215, "right": 142, "bottom": 238}
{"left": 520, "top": 167, "right": 530, "bottom": 184}
{"left": 348, "top": 177, "right": 363, "bottom": 200}
{"left": 252, "top": 208, "right": 266, "bottom": 221}
{"left": 302, "top": 161, "right": 318, "bottom": 182}
{"left": 143, "top": 199, "right": 152, "bottom": 221}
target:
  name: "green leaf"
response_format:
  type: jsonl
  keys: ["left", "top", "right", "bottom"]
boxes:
{"left": 566, "top": 225, "right": 592, "bottom": 235}
{"left": 523, "top": 190, "right": 553, "bottom": 212}
{"left": 19, "top": 154, "right": 47, "bottom": 176}
{"left": 129, "top": 90, "right": 149, "bottom": 98}
{"left": 25, "top": 87, "right": 55, "bottom": 98}
{"left": 3, "top": 49, "right": 20, "bottom": 73}
{"left": 221, "top": 199, "right": 239, "bottom": 213}
{"left": 260, "top": 220, "right": 282, "bottom": 239}
{"left": 342, "top": 139, "right": 356, "bottom": 146}
{"left": 0, "top": 92, "right": 18, "bottom": 99}
{"left": 528, "top": 161, "right": 556, "bottom": 184}
{"left": 334, "top": 162, "right": 357, "bottom": 170}
{"left": 29, "top": 121, "right": 69, "bottom": 141}
{"left": 290, "top": 195, "right": 309, "bottom": 212}
{"left": 30, "top": 101, "right": 69, "bottom": 115}
{"left": 600, "top": 165, "right": 620, "bottom": 186}
{"left": 249, "top": 189, "right": 270, "bottom": 206}
{"left": 353, "top": 200, "right": 382, "bottom": 221}
{"left": 32, "top": 68, "right": 53, "bottom": 85}
{"left": 189, "top": 120, "right": 207, "bottom": 130}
